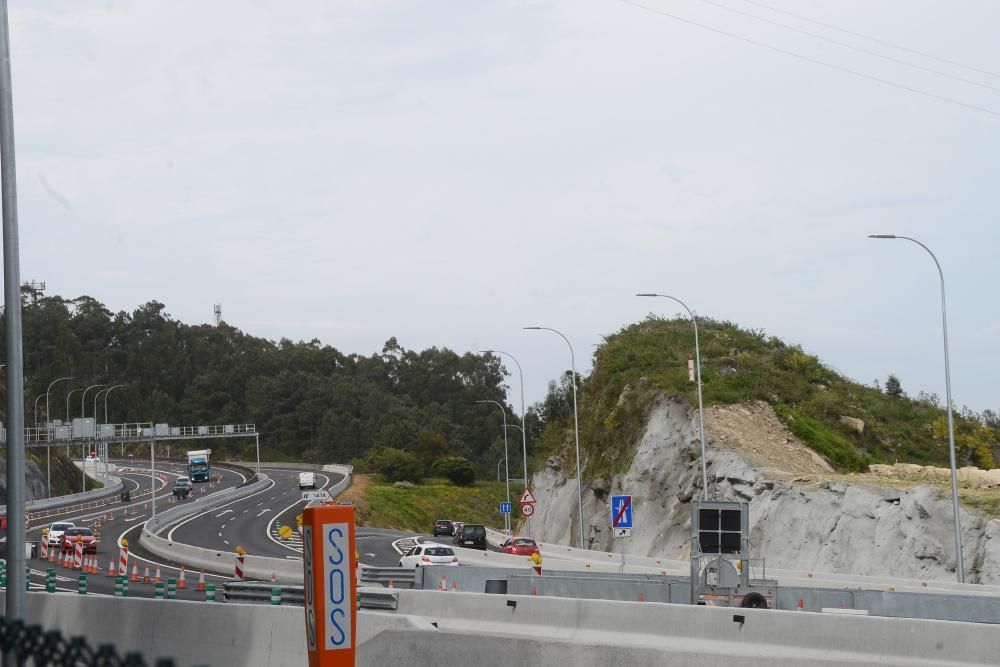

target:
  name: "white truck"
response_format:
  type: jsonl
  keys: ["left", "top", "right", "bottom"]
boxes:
{"left": 186, "top": 449, "right": 211, "bottom": 482}
{"left": 298, "top": 472, "right": 317, "bottom": 489}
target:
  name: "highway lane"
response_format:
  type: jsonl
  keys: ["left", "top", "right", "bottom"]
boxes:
{"left": 166, "top": 468, "right": 342, "bottom": 560}
{"left": 23, "top": 461, "right": 247, "bottom": 599}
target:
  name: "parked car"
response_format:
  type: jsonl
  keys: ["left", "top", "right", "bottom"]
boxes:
{"left": 501, "top": 537, "right": 539, "bottom": 556}
{"left": 47, "top": 522, "right": 75, "bottom": 547}
{"left": 452, "top": 523, "right": 487, "bottom": 550}
{"left": 60, "top": 527, "right": 98, "bottom": 554}
{"left": 173, "top": 476, "right": 193, "bottom": 499}
{"left": 398, "top": 543, "right": 459, "bottom": 569}
{"left": 432, "top": 520, "right": 454, "bottom": 537}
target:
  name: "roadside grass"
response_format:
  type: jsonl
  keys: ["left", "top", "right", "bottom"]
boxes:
{"left": 350, "top": 475, "right": 508, "bottom": 533}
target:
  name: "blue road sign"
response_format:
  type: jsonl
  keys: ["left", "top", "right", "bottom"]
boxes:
{"left": 611, "top": 495, "right": 633, "bottom": 529}
{"left": 500, "top": 501, "right": 512, "bottom": 514}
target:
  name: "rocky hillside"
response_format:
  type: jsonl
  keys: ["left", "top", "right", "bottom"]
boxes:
{"left": 530, "top": 396, "right": 1000, "bottom": 583}
{"left": 527, "top": 317, "right": 1000, "bottom": 583}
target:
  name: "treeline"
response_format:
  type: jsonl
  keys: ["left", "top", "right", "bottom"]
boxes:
{"left": 2, "top": 291, "right": 565, "bottom": 477}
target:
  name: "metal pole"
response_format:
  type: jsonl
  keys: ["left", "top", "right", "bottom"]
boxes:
{"left": 66, "top": 387, "right": 83, "bottom": 422}
{"left": 482, "top": 350, "right": 531, "bottom": 536}
{"left": 524, "top": 327, "right": 586, "bottom": 549}
{"left": 868, "top": 234, "right": 965, "bottom": 583}
{"left": 103, "top": 383, "right": 125, "bottom": 424}
{"left": 477, "top": 399, "right": 512, "bottom": 535}
{"left": 497, "top": 458, "right": 503, "bottom": 483}
{"left": 255, "top": 433, "right": 260, "bottom": 475}
{"left": 81, "top": 383, "right": 105, "bottom": 420}
{"left": 636, "top": 294, "right": 709, "bottom": 500}
{"left": 0, "top": 0, "right": 26, "bottom": 620}
{"left": 33, "top": 393, "right": 42, "bottom": 428}
{"left": 151, "top": 439, "right": 157, "bottom": 518}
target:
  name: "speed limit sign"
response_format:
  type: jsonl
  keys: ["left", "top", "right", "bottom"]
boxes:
{"left": 521, "top": 503, "right": 535, "bottom": 517}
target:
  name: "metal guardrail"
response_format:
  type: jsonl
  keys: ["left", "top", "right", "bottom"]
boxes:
{"left": 360, "top": 567, "right": 418, "bottom": 589}
{"left": 224, "top": 581, "right": 304, "bottom": 605}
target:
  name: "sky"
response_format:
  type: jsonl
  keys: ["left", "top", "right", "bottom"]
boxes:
{"left": 8, "top": 1, "right": 1000, "bottom": 414}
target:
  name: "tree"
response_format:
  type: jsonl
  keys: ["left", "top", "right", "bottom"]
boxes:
{"left": 431, "top": 456, "right": 476, "bottom": 486}
{"left": 885, "top": 375, "right": 903, "bottom": 398}
{"left": 367, "top": 448, "right": 423, "bottom": 483}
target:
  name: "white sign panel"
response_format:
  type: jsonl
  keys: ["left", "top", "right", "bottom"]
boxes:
{"left": 322, "top": 522, "right": 353, "bottom": 650}
{"left": 302, "top": 490, "right": 331, "bottom": 501}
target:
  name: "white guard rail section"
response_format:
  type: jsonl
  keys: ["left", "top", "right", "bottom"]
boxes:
{"left": 0, "top": 475, "right": 124, "bottom": 518}
{"left": 141, "top": 463, "right": 353, "bottom": 581}
{"left": 11, "top": 587, "right": 1000, "bottom": 667}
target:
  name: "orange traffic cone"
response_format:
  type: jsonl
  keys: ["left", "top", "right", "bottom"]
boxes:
{"left": 797, "top": 598, "right": 804, "bottom": 611}
{"left": 196, "top": 569, "right": 206, "bottom": 591}
{"left": 438, "top": 576, "right": 447, "bottom": 591}
{"left": 450, "top": 580, "right": 458, "bottom": 592}
{"left": 178, "top": 566, "right": 187, "bottom": 589}
{"left": 108, "top": 559, "right": 116, "bottom": 577}
{"left": 130, "top": 564, "right": 139, "bottom": 582}
{"left": 530, "top": 584, "right": 537, "bottom": 596}
{"left": 271, "top": 571, "right": 277, "bottom": 584}
{"left": 638, "top": 592, "right": 645, "bottom": 602}
{"left": 142, "top": 566, "right": 150, "bottom": 584}
{"left": 153, "top": 564, "right": 161, "bottom": 584}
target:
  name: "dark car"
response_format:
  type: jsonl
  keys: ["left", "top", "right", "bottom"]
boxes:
{"left": 173, "top": 476, "right": 193, "bottom": 499}
{"left": 433, "top": 520, "right": 454, "bottom": 537}
{"left": 452, "top": 523, "right": 487, "bottom": 550}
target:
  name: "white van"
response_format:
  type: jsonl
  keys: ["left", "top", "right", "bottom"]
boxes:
{"left": 298, "top": 472, "right": 317, "bottom": 490}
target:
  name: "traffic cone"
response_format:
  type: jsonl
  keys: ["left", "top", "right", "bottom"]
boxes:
{"left": 388, "top": 578, "right": 394, "bottom": 588}
{"left": 271, "top": 571, "right": 277, "bottom": 584}
{"left": 153, "top": 565, "right": 161, "bottom": 584}
{"left": 130, "top": 564, "right": 139, "bottom": 582}
{"left": 438, "top": 576, "right": 446, "bottom": 591}
{"left": 797, "top": 598, "right": 804, "bottom": 611}
{"left": 107, "top": 559, "right": 116, "bottom": 577}
{"left": 450, "top": 580, "right": 458, "bottom": 592}
{"left": 178, "top": 566, "right": 187, "bottom": 589}
{"left": 530, "top": 584, "right": 537, "bottom": 596}
{"left": 142, "top": 566, "right": 150, "bottom": 584}
{"left": 196, "top": 569, "right": 206, "bottom": 592}
{"left": 638, "top": 592, "right": 645, "bottom": 602}
{"left": 48, "top": 547, "right": 55, "bottom": 563}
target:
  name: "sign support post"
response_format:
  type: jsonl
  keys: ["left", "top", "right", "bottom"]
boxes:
{"left": 304, "top": 503, "right": 357, "bottom": 667}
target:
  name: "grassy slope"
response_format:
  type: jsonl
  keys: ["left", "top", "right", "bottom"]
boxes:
{"left": 343, "top": 475, "right": 509, "bottom": 533}
{"left": 533, "top": 317, "right": 994, "bottom": 480}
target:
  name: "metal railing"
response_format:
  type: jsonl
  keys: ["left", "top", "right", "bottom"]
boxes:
{"left": 5, "top": 423, "right": 257, "bottom": 445}
{"left": 223, "top": 582, "right": 303, "bottom": 605}
{"left": 359, "top": 567, "right": 418, "bottom": 589}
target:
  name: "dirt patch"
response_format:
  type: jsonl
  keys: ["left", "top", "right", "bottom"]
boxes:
{"left": 706, "top": 401, "right": 834, "bottom": 478}
{"left": 336, "top": 473, "right": 372, "bottom": 519}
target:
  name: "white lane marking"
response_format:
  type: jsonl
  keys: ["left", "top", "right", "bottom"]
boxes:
{"left": 223, "top": 539, "right": 230, "bottom": 545}
{"left": 216, "top": 510, "right": 234, "bottom": 518}
{"left": 256, "top": 509, "right": 271, "bottom": 517}
{"left": 263, "top": 471, "right": 333, "bottom": 555}
{"left": 285, "top": 556, "right": 299, "bottom": 560}
{"left": 115, "top": 522, "right": 229, "bottom": 582}
{"left": 218, "top": 532, "right": 223, "bottom": 537}
{"left": 256, "top": 502, "right": 264, "bottom": 506}
{"left": 164, "top": 477, "right": 277, "bottom": 541}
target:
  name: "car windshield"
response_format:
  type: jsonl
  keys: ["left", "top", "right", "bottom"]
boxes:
{"left": 425, "top": 547, "right": 454, "bottom": 557}
{"left": 464, "top": 525, "right": 485, "bottom": 537}
{"left": 176, "top": 478, "right": 190, "bottom": 485}
{"left": 513, "top": 539, "right": 536, "bottom": 546}
{"left": 436, "top": 521, "right": 450, "bottom": 526}
{"left": 51, "top": 523, "right": 72, "bottom": 531}
{"left": 190, "top": 463, "right": 208, "bottom": 472}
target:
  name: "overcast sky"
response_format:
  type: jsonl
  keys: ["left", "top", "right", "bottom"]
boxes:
{"left": 9, "top": 1, "right": 1000, "bottom": 414}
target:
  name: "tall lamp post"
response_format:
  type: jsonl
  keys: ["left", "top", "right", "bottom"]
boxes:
{"left": 102, "top": 383, "right": 126, "bottom": 423}
{"left": 636, "top": 293, "right": 709, "bottom": 500}
{"left": 43, "top": 375, "right": 73, "bottom": 498}
{"left": 868, "top": 234, "right": 965, "bottom": 583}
{"left": 524, "top": 326, "right": 586, "bottom": 549}
{"left": 32, "top": 394, "right": 42, "bottom": 428}
{"left": 481, "top": 349, "right": 531, "bottom": 535}
{"left": 65, "top": 386, "right": 84, "bottom": 457}
{"left": 477, "top": 399, "right": 512, "bottom": 535}
{"left": 80, "top": 383, "right": 105, "bottom": 490}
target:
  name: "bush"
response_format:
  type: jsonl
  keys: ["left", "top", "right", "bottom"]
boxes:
{"left": 366, "top": 447, "right": 423, "bottom": 483}
{"left": 431, "top": 456, "right": 477, "bottom": 486}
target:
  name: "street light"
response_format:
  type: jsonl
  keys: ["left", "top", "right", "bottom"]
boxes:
{"left": 32, "top": 394, "right": 42, "bottom": 428}
{"left": 477, "top": 399, "right": 512, "bottom": 535}
{"left": 481, "top": 349, "right": 531, "bottom": 535}
{"left": 868, "top": 234, "right": 964, "bottom": 583}
{"left": 497, "top": 457, "right": 504, "bottom": 483}
{"left": 43, "top": 375, "right": 73, "bottom": 499}
{"left": 524, "top": 326, "right": 585, "bottom": 549}
{"left": 102, "top": 384, "right": 126, "bottom": 423}
{"left": 636, "top": 293, "right": 709, "bottom": 501}
{"left": 80, "top": 384, "right": 105, "bottom": 489}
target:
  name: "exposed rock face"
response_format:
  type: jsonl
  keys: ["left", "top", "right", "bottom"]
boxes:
{"left": 531, "top": 397, "right": 1000, "bottom": 583}
{"left": 838, "top": 415, "right": 866, "bottom": 434}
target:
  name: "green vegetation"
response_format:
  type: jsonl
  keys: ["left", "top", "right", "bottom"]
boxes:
{"left": 5, "top": 290, "right": 521, "bottom": 478}
{"left": 354, "top": 478, "right": 506, "bottom": 532}
{"left": 533, "top": 317, "right": 1000, "bottom": 477}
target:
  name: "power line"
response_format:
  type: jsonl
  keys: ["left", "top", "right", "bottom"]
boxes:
{"left": 619, "top": 0, "right": 1000, "bottom": 118}
{"left": 739, "top": 0, "right": 1000, "bottom": 80}
{"left": 690, "top": 0, "right": 1000, "bottom": 94}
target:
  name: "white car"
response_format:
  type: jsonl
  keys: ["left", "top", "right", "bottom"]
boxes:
{"left": 398, "top": 543, "right": 459, "bottom": 569}
{"left": 47, "top": 521, "right": 75, "bottom": 546}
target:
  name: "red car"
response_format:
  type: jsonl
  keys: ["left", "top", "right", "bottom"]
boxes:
{"left": 501, "top": 537, "right": 539, "bottom": 556}
{"left": 60, "top": 527, "right": 98, "bottom": 554}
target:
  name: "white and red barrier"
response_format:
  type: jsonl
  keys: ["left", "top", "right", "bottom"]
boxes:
{"left": 119, "top": 542, "right": 129, "bottom": 577}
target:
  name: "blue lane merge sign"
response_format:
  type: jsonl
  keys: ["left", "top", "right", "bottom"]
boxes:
{"left": 500, "top": 501, "right": 512, "bottom": 514}
{"left": 611, "top": 495, "right": 633, "bottom": 529}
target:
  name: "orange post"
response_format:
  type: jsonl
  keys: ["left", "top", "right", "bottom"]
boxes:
{"left": 303, "top": 503, "right": 356, "bottom": 667}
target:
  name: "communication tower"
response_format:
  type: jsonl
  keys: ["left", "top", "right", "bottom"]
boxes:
{"left": 213, "top": 303, "right": 222, "bottom": 327}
